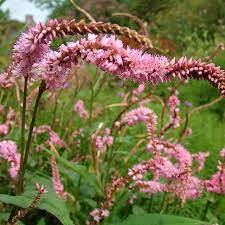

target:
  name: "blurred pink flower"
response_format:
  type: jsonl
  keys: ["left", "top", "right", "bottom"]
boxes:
{"left": 0, "top": 124, "right": 9, "bottom": 136}
{"left": 90, "top": 208, "right": 109, "bottom": 222}
{"left": 220, "top": 148, "right": 225, "bottom": 158}
{"left": 92, "top": 128, "right": 114, "bottom": 152}
{"left": 192, "top": 152, "right": 209, "bottom": 171}
{"left": 49, "top": 131, "right": 65, "bottom": 148}
{"left": 0, "top": 140, "right": 20, "bottom": 182}
{"left": 73, "top": 100, "right": 88, "bottom": 119}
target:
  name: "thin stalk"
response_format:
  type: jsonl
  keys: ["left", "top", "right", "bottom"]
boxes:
{"left": 201, "top": 199, "right": 210, "bottom": 220}
{"left": 89, "top": 87, "right": 94, "bottom": 128}
{"left": 148, "top": 195, "right": 153, "bottom": 213}
{"left": 17, "top": 77, "right": 28, "bottom": 194}
{"left": 8, "top": 78, "right": 28, "bottom": 221}
{"left": 160, "top": 192, "right": 168, "bottom": 214}
{"left": 177, "top": 112, "right": 189, "bottom": 143}
{"left": 17, "top": 81, "right": 46, "bottom": 195}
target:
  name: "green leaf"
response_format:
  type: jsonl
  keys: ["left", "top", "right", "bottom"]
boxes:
{"left": 110, "top": 214, "right": 210, "bottom": 225}
{"left": 132, "top": 206, "right": 146, "bottom": 215}
{"left": 0, "top": 213, "right": 9, "bottom": 222}
{"left": 0, "top": 173, "right": 73, "bottom": 225}
{"left": 37, "top": 217, "right": 46, "bottom": 225}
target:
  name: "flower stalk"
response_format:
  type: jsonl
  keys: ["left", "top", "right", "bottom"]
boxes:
{"left": 17, "top": 76, "right": 28, "bottom": 194}
{"left": 17, "top": 81, "right": 46, "bottom": 195}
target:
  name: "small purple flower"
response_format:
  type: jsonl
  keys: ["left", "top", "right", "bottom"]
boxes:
{"left": 185, "top": 101, "right": 192, "bottom": 107}
{"left": 117, "top": 92, "right": 124, "bottom": 97}
{"left": 117, "top": 81, "right": 123, "bottom": 87}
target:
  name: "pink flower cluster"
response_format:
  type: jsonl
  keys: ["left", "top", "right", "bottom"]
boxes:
{"left": 74, "top": 100, "right": 88, "bottom": 119}
{"left": 92, "top": 128, "right": 114, "bottom": 152}
{"left": 7, "top": 19, "right": 69, "bottom": 78}
{"left": 122, "top": 106, "right": 200, "bottom": 204}
{"left": 204, "top": 149, "right": 225, "bottom": 194}
{"left": 122, "top": 106, "right": 225, "bottom": 206}
{"left": 0, "top": 140, "right": 20, "bottom": 182}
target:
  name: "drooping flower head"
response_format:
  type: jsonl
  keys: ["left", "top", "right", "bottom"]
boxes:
{"left": 33, "top": 34, "right": 168, "bottom": 90}
{"left": 165, "top": 57, "right": 225, "bottom": 96}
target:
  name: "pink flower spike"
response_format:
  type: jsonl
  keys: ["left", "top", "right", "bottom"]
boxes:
{"left": 33, "top": 34, "right": 168, "bottom": 90}
{"left": 50, "top": 157, "right": 67, "bottom": 199}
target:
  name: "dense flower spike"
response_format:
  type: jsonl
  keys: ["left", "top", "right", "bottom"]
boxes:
{"left": 33, "top": 34, "right": 168, "bottom": 89}
{"left": 90, "top": 177, "right": 125, "bottom": 223}
{"left": 0, "top": 140, "right": 20, "bottom": 181}
{"left": 1, "top": 19, "right": 152, "bottom": 78}
{"left": 50, "top": 157, "right": 67, "bottom": 199}
{"left": 14, "top": 19, "right": 153, "bottom": 57}
{"left": 165, "top": 57, "right": 225, "bottom": 96}
{"left": 7, "top": 183, "right": 47, "bottom": 225}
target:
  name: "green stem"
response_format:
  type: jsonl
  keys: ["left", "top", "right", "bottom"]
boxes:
{"left": 89, "top": 87, "right": 94, "bottom": 128}
{"left": 160, "top": 192, "right": 168, "bottom": 214}
{"left": 17, "top": 77, "right": 28, "bottom": 194}
{"left": 148, "top": 195, "right": 153, "bottom": 213}
{"left": 17, "top": 81, "right": 45, "bottom": 194}
{"left": 201, "top": 199, "right": 210, "bottom": 220}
